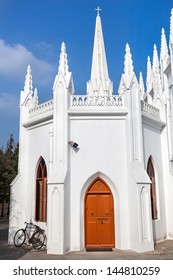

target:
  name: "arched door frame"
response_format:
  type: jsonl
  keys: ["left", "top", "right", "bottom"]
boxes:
{"left": 80, "top": 173, "right": 120, "bottom": 250}
{"left": 84, "top": 176, "right": 115, "bottom": 249}
{"left": 147, "top": 156, "right": 158, "bottom": 220}
{"left": 35, "top": 156, "right": 47, "bottom": 222}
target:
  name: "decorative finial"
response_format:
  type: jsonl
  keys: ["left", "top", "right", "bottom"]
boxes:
{"left": 61, "top": 41, "right": 66, "bottom": 53}
{"left": 58, "top": 41, "right": 69, "bottom": 76}
{"left": 152, "top": 44, "right": 162, "bottom": 96}
{"left": 95, "top": 6, "right": 102, "bottom": 15}
{"left": 152, "top": 44, "right": 159, "bottom": 71}
{"left": 139, "top": 72, "right": 145, "bottom": 98}
{"left": 33, "top": 88, "right": 38, "bottom": 107}
{"left": 27, "top": 65, "right": 31, "bottom": 75}
{"left": 161, "top": 28, "right": 169, "bottom": 60}
{"left": 170, "top": 9, "right": 173, "bottom": 42}
{"left": 124, "top": 43, "right": 134, "bottom": 76}
{"left": 24, "top": 65, "right": 33, "bottom": 93}
{"left": 146, "top": 56, "right": 152, "bottom": 84}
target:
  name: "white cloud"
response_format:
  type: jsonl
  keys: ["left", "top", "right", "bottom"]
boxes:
{"left": 0, "top": 92, "right": 19, "bottom": 115}
{"left": 0, "top": 39, "right": 56, "bottom": 85}
{"left": 34, "top": 41, "right": 56, "bottom": 58}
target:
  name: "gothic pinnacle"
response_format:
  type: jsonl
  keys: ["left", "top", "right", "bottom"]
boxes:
{"left": 58, "top": 41, "right": 69, "bottom": 76}
{"left": 139, "top": 72, "right": 145, "bottom": 95}
{"left": 152, "top": 44, "right": 162, "bottom": 96}
{"left": 24, "top": 65, "right": 33, "bottom": 94}
{"left": 124, "top": 43, "right": 134, "bottom": 76}
{"left": 61, "top": 41, "right": 66, "bottom": 53}
{"left": 33, "top": 88, "right": 38, "bottom": 107}
{"left": 152, "top": 44, "right": 159, "bottom": 71}
{"left": 161, "top": 28, "right": 169, "bottom": 60}
{"left": 146, "top": 56, "right": 152, "bottom": 84}
{"left": 170, "top": 8, "right": 173, "bottom": 42}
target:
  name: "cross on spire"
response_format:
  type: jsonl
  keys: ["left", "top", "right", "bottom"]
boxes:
{"left": 95, "top": 6, "right": 102, "bottom": 15}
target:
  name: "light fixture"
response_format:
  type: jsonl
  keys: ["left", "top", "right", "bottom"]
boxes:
{"left": 69, "top": 141, "right": 78, "bottom": 148}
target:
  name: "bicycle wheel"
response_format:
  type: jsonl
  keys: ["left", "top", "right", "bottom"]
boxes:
{"left": 14, "top": 229, "right": 26, "bottom": 247}
{"left": 31, "top": 231, "right": 45, "bottom": 250}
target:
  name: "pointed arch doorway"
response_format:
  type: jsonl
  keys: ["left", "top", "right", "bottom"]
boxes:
{"left": 84, "top": 178, "right": 115, "bottom": 249}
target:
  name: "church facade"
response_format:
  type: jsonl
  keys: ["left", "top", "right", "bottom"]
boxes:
{"left": 8, "top": 9, "right": 173, "bottom": 254}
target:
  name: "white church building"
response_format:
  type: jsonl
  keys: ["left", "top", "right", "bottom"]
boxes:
{"left": 8, "top": 8, "right": 173, "bottom": 254}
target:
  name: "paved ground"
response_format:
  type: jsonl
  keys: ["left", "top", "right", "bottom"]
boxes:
{"left": 0, "top": 218, "right": 31, "bottom": 260}
{"left": 1, "top": 218, "right": 173, "bottom": 260}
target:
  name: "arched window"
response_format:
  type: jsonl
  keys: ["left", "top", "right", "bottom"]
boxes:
{"left": 147, "top": 157, "right": 157, "bottom": 220}
{"left": 35, "top": 157, "right": 47, "bottom": 222}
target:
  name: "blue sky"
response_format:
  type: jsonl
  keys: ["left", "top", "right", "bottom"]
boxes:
{"left": 0, "top": 0, "right": 172, "bottom": 146}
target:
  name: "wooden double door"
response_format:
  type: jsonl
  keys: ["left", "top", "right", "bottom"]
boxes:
{"left": 85, "top": 178, "right": 115, "bottom": 249}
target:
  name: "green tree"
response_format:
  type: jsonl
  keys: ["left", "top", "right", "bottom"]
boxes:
{"left": 0, "top": 134, "right": 18, "bottom": 217}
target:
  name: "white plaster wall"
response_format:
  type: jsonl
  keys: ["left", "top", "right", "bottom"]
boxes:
{"left": 124, "top": 163, "right": 153, "bottom": 252}
{"left": 64, "top": 171, "right": 71, "bottom": 252}
{"left": 160, "top": 124, "right": 173, "bottom": 238}
{"left": 9, "top": 120, "right": 30, "bottom": 243}
{"left": 126, "top": 176, "right": 150, "bottom": 252}
{"left": 69, "top": 116, "right": 130, "bottom": 251}
{"left": 143, "top": 124, "right": 167, "bottom": 241}
{"left": 25, "top": 121, "right": 52, "bottom": 232}
{"left": 9, "top": 120, "right": 52, "bottom": 244}
{"left": 8, "top": 174, "right": 27, "bottom": 243}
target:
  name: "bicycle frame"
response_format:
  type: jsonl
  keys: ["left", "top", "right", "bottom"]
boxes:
{"left": 23, "top": 222, "right": 37, "bottom": 244}
{"left": 14, "top": 221, "right": 46, "bottom": 249}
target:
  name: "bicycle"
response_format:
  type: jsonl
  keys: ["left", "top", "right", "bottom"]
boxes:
{"left": 13, "top": 222, "right": 46, "bottom": 250}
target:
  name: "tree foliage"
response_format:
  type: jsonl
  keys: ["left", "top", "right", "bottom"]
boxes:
{"left": 0, "top": 134, "right": 18, "bottom": 217}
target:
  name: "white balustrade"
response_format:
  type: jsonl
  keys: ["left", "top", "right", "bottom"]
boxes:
{"left": 29, "top": 99, "right": 54, "bottom": 118}
{"left": 141, "top": 101, "right": 160, "bottom": 118}
{"left": 70, "top": 95, "right": 124, "bottom": 107}
{"left": 29, "top": 95, "right": 124, "bottom": 119}
{"left": 28, "top": 97, "right": 159, "bottom": 120}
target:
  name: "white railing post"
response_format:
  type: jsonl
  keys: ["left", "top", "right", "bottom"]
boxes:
{"left": 70, "top": 95, "right": 124, "bottom": 108}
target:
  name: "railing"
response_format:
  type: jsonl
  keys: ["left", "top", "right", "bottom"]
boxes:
{"left": 141, "top": 100, "right": 160, "bottom": 118}
{"left": 28, "top": 97, "right": 159, "bottom": 120}
{"left": 29, "top": 99, "right": 53, "bottom": 118}
{"left": 70, "top": 95, "right": 123, "bottom": 107}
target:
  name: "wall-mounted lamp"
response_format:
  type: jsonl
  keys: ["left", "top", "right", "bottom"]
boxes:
{"left": 170, "top": 156, "right": 173, "bottom": 165}
{"left": 69, "top": 141, "right": 78, "bottom": 148}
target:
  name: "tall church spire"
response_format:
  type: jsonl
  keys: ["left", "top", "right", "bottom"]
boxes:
{"left": 87, "top": 8, "right": 113, "bottom": 96}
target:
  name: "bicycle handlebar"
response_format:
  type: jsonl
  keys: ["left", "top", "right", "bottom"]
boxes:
{"left": 24, "top": 222, "right": 34, "bottom": 226}
{"left": 24, "top": 222, "right": 45, "bottom": 232}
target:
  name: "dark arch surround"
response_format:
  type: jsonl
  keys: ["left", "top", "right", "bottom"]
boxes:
{"left": 147, "top": 156, "right": 158, "bottom": 220}
{"left": 35, "top": 157, "right": 47, "bottom": 222}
